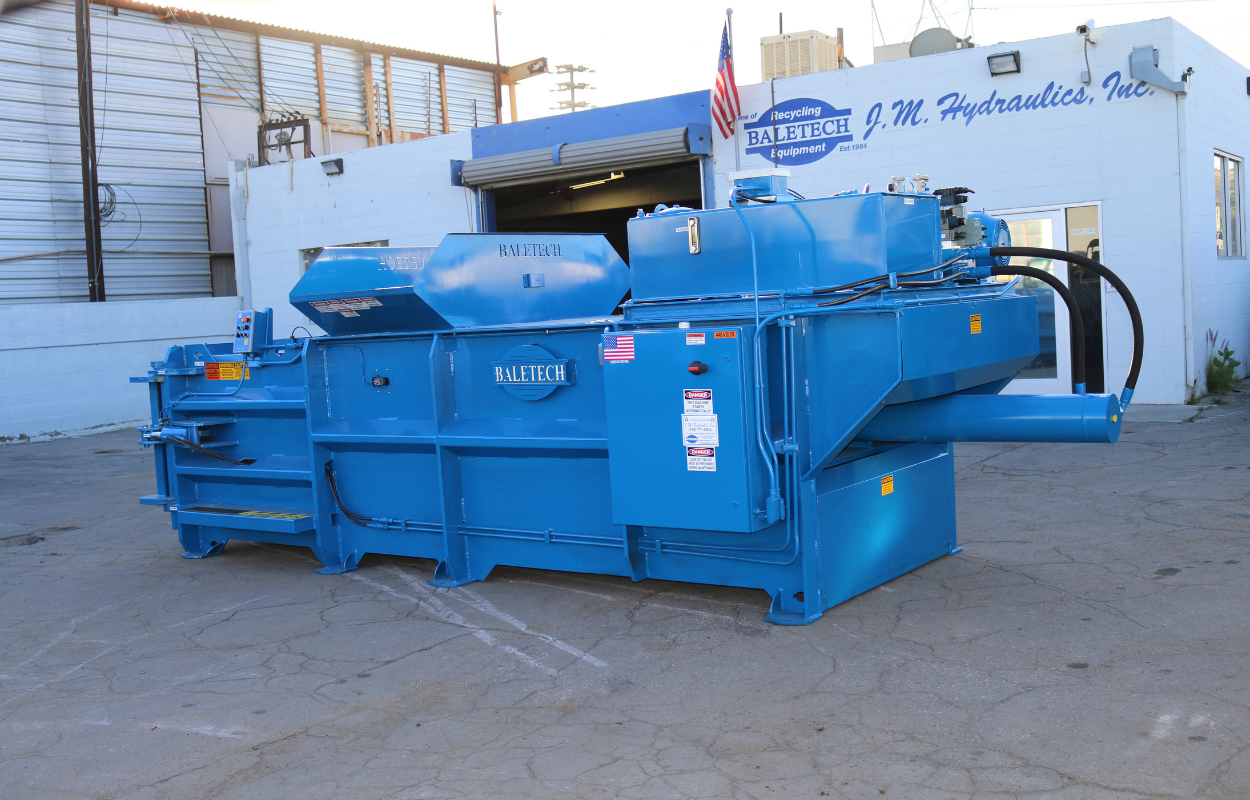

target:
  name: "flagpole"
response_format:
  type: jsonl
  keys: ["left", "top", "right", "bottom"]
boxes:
{"left": 727, "top": 7, "right": 741, "bottom": 173}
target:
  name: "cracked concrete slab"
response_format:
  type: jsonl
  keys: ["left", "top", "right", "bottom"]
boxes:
{"left": 1, "top": 383, "right": 1248, "bottom": 799}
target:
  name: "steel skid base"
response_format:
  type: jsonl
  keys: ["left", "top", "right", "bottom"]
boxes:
{"left": 165, "top": 441, "right": 956, "bottom": 623}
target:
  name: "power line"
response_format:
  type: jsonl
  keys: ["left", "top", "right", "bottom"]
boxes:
{"left": 975, "top": 0, "right": 1214, "bottom": 8}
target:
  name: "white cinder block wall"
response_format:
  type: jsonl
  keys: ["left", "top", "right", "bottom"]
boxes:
{"left": 712, "top": 18, "right": 1250, "bottom": 403}
{"left": 1175, "top": 25, "right": 1250, "bottom": 389}
{"left": 233, "top": 131, "right": 477, "bottom": 338}
{"left": 0, "top": 297, "right": 239, "bottom": 440}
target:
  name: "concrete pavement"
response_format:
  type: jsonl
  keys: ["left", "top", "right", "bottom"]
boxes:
{"left": 1, "top": 385, "right": 1248, "bottom": 799}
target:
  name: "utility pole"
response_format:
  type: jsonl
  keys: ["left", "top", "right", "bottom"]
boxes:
{"left": 492, "top": 1, "right": 503, "bottom": 124}
{"left": 549, "top": 64, "right": 594, "bottom": 113}
{"left": 75, "top": 0, "right": 105, "bottom": 301}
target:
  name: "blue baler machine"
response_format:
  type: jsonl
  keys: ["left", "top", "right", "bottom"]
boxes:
{"left": 133, "top": 172, "right": 1142, "bottom": 625}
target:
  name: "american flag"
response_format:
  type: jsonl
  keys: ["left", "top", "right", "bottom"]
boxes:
{"left": 711, "top": 22, "right": 740, "bottom": 139}
{"left": 602, "top": 333, "right": 635, "bottom": 362}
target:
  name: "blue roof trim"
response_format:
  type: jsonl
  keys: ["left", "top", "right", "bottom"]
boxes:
{"left": 471, "top": 91, "right": 711, "bottom": 158}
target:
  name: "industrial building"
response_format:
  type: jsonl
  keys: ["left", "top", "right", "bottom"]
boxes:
{"left": 231, "top": 17, "right": 1247, "bottom": 407}
{"left": 2, "top": 14, "right": 1247, "bottom": 441}
{"left": 0, "top": 0, "right": 538, "bottom": 439}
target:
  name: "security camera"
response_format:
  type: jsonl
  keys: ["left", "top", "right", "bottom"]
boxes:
{"left": 1076, "top": 20, "right": 1094, "bottom": 35}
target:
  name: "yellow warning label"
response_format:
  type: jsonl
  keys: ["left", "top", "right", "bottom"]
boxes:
{"left": 969, "top": 314, "right": 982, "bottom": 335}
{"left": 713, "top": 331, "right": 737, "bottom": 339}
{"left": 881, "top": 474, "right": 894, "bottom": 495}
{"left": 206, "top": 362, "right": 250, "bottom": 380}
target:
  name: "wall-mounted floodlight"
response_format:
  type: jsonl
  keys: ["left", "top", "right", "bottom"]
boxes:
{"left": 987, "top": 51, "right": 1021, "bottom": 76}
{"left": 321, "top": 158, "right": 344, "bottom": 176}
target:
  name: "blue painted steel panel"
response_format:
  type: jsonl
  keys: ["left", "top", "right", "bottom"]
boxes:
{"left": 134, "top": 188, "right": 1133, "bottom": 626}
{"left": 292, "top": 235, "right": 630, "bottom": 335}
{"left": 815, "top": 443, "right": 957, "bottom": 607}
{"left": 859, "top": 392, "right": 1123, "bottom": 443}
{"left": 603, "top": 327, "right": 769, "bottom": 533}
{"left": 626, "top": 193, "right": 941, "bottom": 301}
{"left": 891, "top": 295, "right": 1040, "bottom": 402}
{"left": 470, "top": 91, "right": 710, "bottom": 158}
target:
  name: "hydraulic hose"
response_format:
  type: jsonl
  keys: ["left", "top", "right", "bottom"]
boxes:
{"left": 811, "top": 254, "right": 967, "bottom": 295}
{"left": 163, "top": 435, "right": 255, "bottom": 465}
{"left": 989, "top": 265, "right": 1086, "bottom": 393}
{"left": 989, "top": 246, "right": 1143, "bottom": 405}
{"left": 324, "top": 463, "right": 370, "bottom": 526}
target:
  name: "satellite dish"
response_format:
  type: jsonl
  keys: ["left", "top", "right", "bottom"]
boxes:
{"left": 909, "top": 27, "right": 959, "bottom": 57}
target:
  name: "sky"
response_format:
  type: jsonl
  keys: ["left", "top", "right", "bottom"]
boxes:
{"left": 178, "top": 0, "right": 1250, "bottom": 122}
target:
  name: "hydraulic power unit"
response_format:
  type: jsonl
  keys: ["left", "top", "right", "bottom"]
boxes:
{"left": 134, "top": 171, "right": 1143, "bottom": 625}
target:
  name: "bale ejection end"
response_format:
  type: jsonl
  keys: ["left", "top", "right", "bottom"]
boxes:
{"left": 134, "top": 168, "right": 1142, "bottom": 625}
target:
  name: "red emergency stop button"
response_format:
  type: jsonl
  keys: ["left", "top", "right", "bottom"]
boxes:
{"left": 688, "top": 361, "right": 708, "bottom": 375}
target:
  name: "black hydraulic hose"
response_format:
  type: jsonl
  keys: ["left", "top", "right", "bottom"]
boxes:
{"left": 898, "top": 270, "right": 968, "bottom": 288}
{"left": 815, "top": 269, "right": 969, "bottom": 308}
{"left": 324, "top": 463, "right": 370, "bottom": 526}
{"left": 990, "top": 246, "right": 1143, "bottom": 392}
{"left": 165, "top": 436, "right": 255, "bottom": 465}
{"left": 812, "top": 255, "right": 967, "bottom": 295}
{"left": 816, "top": 283, "right": 888, "bottom": 307}
{"left": 989, "top": 265, "right": 1086, "bottom": 391}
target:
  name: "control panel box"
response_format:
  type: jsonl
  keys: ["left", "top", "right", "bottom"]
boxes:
{"left": 232, "top": 308, "right": 272, "bottom": 355}
{"left": 603, "top": 326, "right": 769, "bottom": 533}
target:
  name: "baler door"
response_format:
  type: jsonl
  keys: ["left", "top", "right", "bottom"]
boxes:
{"left": 602, "top": 327, "right": 769, "bottom": 533}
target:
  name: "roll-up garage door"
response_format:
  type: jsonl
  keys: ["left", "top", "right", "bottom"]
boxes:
{"left": 459, "top": 125, "right": 711, "bottom": 189}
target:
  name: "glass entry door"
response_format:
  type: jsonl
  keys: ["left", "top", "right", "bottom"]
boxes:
{"left": 992, "top": 210, "right": 1072, "bottom": 395}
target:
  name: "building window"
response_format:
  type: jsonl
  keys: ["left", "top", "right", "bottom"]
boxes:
{"left": 1215, "top": 152, "right": 1243, "bottom": 257}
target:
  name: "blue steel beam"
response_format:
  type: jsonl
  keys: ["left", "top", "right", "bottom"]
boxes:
{"left": 857, "top": 393, "right": 1123, "bottom": 444}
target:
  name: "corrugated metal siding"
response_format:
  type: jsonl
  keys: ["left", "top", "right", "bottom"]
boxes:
{"left": 0, "top": 2, "right": 76, "bottom": 302}
{"left": 0, "top": 0, "right": 210, "bottom": 304}
{"left": 257, "top": 37, "right": 320, "bottom": 119}
{"left": 370, "top": 53, "right": 389, "bottom": 134}
{"left": 189, "top": 26, "right": 260, "bottom": 111}
{"left": 460, "top": 127, "right": 698, "bottom": 189}
{"left": 322, "top": 45, "right": 365, "bottom": 126}
{"left": 390, "top": 57, "right": 441, "bottom": 135}
{"left": 443, "top": 65, "right": 497, "bottom": 131}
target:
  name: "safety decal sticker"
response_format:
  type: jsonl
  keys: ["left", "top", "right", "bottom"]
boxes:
{"left": 685, "top": 332, "right": 706, "bottom": 345}
{"left": 713, "top": 330, "right": 737, "bottom": 339}
{"left": 681, "top": 414, "right": 719, "bottom": 447}
{"left": 683, "top": 388, "right": 713, "bottom": 414}
{"left": 603, "top": 333, "right": 635, "bottom": 362}
{"left": 310, "top": 297, "right": 381, "bottom": 317}
{"left": 969, "top": 314, "right": 982, "bottom": 334}
{"left": 881, "top": 474, "right": 894, "bottom": 496}
{"left": 205, "top": 363, "right": 250, "bottom": 380}
{"left": 686, "top": 447, "right": 716, "bottom": 472}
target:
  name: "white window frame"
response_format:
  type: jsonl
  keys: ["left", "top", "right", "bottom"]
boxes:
{"left": 1215, "top": 150, "right": 1244, "bottom": 259}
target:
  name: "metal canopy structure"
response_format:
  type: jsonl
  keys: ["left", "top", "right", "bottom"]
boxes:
{"left": 458, "top": 125, "right": 713, "bottom": 189}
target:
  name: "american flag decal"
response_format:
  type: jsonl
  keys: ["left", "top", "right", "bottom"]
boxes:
{"left": 602, "top": 334, "right": 635, "bottom": 362}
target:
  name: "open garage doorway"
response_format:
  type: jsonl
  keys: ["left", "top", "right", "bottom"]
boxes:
{"left": 490, "top": 161, "right": 703, "bottom": 263}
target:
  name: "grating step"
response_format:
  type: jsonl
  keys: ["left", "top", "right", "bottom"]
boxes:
{"left": 175, "top": 504, "right": 316, "bottom": 534}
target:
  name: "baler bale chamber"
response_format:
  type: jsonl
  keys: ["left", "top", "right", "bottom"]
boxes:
{"left": 134, "top": 171, "right": 1143, "bottom": 625}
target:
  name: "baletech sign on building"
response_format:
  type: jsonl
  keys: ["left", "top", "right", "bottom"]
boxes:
{"left": 730, "top": 70, "right": 1157, "bottom": 170}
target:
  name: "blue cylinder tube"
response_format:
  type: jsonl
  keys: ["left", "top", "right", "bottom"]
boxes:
{"left": 858, "top": 393, "right": 1123, "bottom": 444}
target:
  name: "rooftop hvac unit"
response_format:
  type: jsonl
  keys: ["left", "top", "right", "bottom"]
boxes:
{"left": 760, "top": 30, "right": 842, "bottom": 80}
